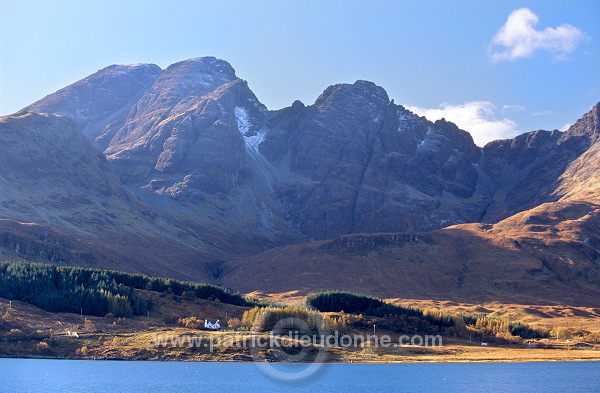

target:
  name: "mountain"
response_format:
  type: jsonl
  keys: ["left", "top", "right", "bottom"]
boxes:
{"left": 10, "top": 57, "right": 600, "bottom": 306}
{"left": 0, "top": 112, "right": 140, "bottom": 234}
{"left": 25, "top": 58, "right": 488, "bottom": 243}
{"left": 551, "top": 103, "right": 600, "bottom": 201}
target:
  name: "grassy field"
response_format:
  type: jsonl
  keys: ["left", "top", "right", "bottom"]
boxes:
{"left": 1, "top": 295, "right": 599, "bottom": 363}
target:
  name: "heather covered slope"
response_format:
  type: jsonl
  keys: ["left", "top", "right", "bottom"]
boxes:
{"left": 553, "top": 103, "right": 600, "bottom": 202}
{"left": 221, "top": 200, "right": 600, "bottom": 307}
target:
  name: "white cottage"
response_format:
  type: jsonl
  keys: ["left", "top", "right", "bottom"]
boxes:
{"left": 205, "top": 320, "right": 220, "bottom": 330}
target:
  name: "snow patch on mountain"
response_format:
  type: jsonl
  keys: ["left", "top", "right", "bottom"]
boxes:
{"left": 417, "top": 127, "right": 434, "bottom": 150}
{"left": 235, "top": 107, "right": 251, "bottom": 136}
{"left": 244, "top": 130, "right": 266, "bottom": 156}
{"left": 235, "top": 106, "right": 265, "bottom": 156}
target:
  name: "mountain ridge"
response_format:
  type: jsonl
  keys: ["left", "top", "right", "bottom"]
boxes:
{"left": 7, "top": 57, "right": 600, "bottom": 306}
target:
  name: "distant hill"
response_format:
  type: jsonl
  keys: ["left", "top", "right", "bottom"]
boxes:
{"left": 220, "top": 200, "right": 600, "bottom": 307}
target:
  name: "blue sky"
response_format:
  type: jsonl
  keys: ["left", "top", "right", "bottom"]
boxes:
{"left": 1, "top": 0, "right": 598, "bottom": 145}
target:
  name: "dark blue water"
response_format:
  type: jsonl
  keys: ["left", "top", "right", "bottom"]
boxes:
{"left": 1, "top": 359, "right": 599, "bottom": 392}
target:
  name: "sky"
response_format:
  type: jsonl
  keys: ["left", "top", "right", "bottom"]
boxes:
{"left": 1, "top": 0, "right": 599, "bottom": 146}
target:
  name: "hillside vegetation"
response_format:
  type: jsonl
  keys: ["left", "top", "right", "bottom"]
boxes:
{"left": 0, "top": 261, "right": 255, "bottom": 318}
{"left": 306, "top": 291, "right": 547, "bottom": 340}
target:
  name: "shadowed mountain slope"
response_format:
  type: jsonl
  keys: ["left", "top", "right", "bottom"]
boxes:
{"left": 0, "top": 112, "right": 234, "bottom": 281}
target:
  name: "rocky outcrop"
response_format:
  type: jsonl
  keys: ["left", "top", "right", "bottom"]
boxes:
{"left": 317, "top": 233, "right": 426, "bottom": 256}
{"left": 0, "top": 219, "right": 100, "bottom": 266}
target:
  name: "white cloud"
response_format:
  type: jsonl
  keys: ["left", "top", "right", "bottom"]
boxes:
{"left": 406, "top": 101, "right": 519, "bottom": 146}
{"left": 560, "top": 123, "right": 571, "bottom": 131}
{"left": 489, "top": 8, "right": 587, "bottom": 62}
{"left": 502, "top": 104, "right": 526, "bottom": 112}
{"left": 532, "top": 110, "right": 555, "bottom": 117}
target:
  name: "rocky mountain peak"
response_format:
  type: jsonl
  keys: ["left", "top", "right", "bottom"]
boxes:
{"left": 102, "top": 63, "right": 162, "bottom": 78}
{"left": 290, "top": 100, "right": 305, "bottom": 109}
{"left": 21, "top": 63, "right": 161, "bottom": 140}
{"left": 176, "top": 56, "right": 237, "bottom": 77}
{"left": 562, "top": 101, "right": 600, "bottom": 143}
{"left": 157, "top": 57, "right": 237, "bottom": 94}
{"left": 122, "top": 57, "right": 238, "bottom": 119}
{"left": 314, "top": 80, "right": 390, "bottom": 114}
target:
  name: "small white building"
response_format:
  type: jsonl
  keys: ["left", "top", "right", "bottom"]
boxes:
{"left": 205, "top": 320, "right": 220, "bottom": 330}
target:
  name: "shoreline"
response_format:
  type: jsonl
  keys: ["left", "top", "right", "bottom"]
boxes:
{"left": 3, "top": 352, "right": 600, "bottom": 364}
{"left": 2, "top": 297, "right": 599, "bottom": 366}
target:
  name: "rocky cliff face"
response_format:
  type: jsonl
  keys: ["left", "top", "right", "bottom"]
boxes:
{"left": 266, "top": 80, "right": 484, "bottom": 238}
{"left": 105, "top": 59, "right": 267, "bottom": 195}
{"left": 480, "top": 102, "right": 600, "bottom": 221}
